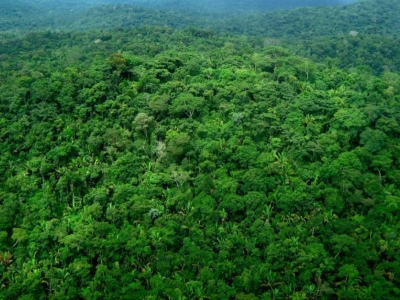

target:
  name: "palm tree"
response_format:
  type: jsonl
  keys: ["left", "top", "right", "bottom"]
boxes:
{"left": 261, "top": 204, "right": 274, "bottom": 223}
{"left": 0, "top": 251, "right": 13, "bottom": 267}
{"left": 139, "top": 265, "right": 153, "bottom": 288}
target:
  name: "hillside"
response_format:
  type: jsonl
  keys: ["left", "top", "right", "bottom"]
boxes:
{"left": 222, "top": 0, "right": 400, "bottom": 38}
{"left": 0, "top": 0, "right": 42, "bottom": 31}
{"left": 0, "top": 0, "right": 397, "bottom": 38}
{"left": 285, "top": 34, "right": 400, "bottom": 75}
{"left": 0, "top": 27, "right": 400, "bottom": 299}
{"left": 1, "top": 0, "right": 400, "bottom": 299}
{"left": 14, "top": 0, "right": 358, "bottom": 13}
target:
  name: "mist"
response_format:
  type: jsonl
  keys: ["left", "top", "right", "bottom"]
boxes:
{"left": 2, "top": 0, "right": 364, "bottom": 34}
{"left": 17, "top": 0, "right": 359, "bottom": 13}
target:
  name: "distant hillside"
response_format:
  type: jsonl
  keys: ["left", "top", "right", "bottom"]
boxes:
{"left": 0, "top": 0, "right": 398, "bottom": 40}
{"left": 15, "top": 0, "right": 358, "bottom": 14}
{"left": 219, "top": 0, "right": 400, "bottom": 38}
{"left": 64, "top": 0, "right": 400, "bottom": 38}
{"left": 89, "top": 0, "right": 358, "bottom": 13}
{"left": 0, "top": 1, "right": 41, "bottom": 31}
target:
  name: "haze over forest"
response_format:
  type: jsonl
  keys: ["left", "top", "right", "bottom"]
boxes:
{"left": 12, "top": 0, "right": 359, "bottom": 12}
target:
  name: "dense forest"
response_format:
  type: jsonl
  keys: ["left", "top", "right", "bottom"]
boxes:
{"left": 1, "top": 0, "right": 397, "bottom": 36}
{"left": 1, "top": 0, "right": 400, "bottom": 299}
{"left": 4, "top": 0, "right": 358, "bottom": 14}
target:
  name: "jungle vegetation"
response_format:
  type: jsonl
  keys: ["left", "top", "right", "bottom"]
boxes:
{"left": 0, "top": 0, "right": 399, "bottom": 299}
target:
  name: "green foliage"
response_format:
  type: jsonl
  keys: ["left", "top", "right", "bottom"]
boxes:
{"left": 0, "top": 7, "right": 400, "bottom": 299}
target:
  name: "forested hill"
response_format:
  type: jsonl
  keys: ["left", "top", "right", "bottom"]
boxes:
{"left": 0, "top": 0, "right": 78, "bottom": 32}
{"left": 13, "top": 0, "right": 358, "bottom": 14}
{"left": 285, "top": 34, "right": 400, "bottom": 75}
{"left": 225, "top": 0, "right": 400, "bottom": 38}
{"left": 0, "top": 1, "right": 43, "bottom": 31}
{"left": 1, "top": 0, "right": 400, "bottom": 299}
{"left": 0, "top": 0, "right": 399, "bottom": 38}
{"left": 1, "top": 27, "right": 400, "bottom": 299}
{"left": 83, "top": 0, "right": 358, "bottom": 13}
